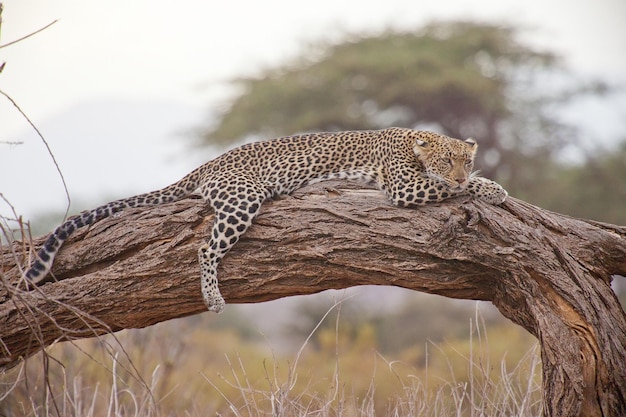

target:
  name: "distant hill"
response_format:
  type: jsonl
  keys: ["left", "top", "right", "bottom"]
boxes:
{"left": 0, "top": 97, "right": 211, "bottom": 221}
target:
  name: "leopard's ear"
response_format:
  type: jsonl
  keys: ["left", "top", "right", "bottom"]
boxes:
{"left": 415, "top": 139, "right": 429, "bottom": 148}
{"left": 464, "top": 138, "right": 478, "bottom": 155}
{"left": 413, "top": 139, "right": 431, "bottom": 157}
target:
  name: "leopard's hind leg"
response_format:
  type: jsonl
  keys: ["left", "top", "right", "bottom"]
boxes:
{"left": 199, "top": 185, "right": 265, "bottom": 312}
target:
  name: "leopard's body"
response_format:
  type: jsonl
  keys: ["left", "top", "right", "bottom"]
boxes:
{"left": 25, "top": 127, "right": 507, "bottom": 312}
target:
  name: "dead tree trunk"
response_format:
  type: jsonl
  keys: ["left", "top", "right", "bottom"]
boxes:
{"left": 1, "top": 183, "right": 625, "bottom": 416}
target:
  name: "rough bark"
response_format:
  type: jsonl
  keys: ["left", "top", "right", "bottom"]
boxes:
{"left": 1, "top": 183, "right": 625, "bottom": 416}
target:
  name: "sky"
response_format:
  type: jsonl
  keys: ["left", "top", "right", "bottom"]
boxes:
{"left": 1, "top": 0, "right": 625, "bottom": 222}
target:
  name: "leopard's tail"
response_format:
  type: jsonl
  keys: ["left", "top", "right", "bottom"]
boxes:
{"left": 24, "top": 165, "right": 206, "bottom": 286}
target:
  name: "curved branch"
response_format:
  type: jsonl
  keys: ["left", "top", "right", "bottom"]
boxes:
{"left": 1, "top": 183, "right": 625, "bottom": 416}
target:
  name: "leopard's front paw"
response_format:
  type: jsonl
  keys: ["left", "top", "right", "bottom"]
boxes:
{"left": 479, "top": 186, "right": 508, "bottom": 205}
{"left": 468, "top": 177, "right": 508, "bottom": 205}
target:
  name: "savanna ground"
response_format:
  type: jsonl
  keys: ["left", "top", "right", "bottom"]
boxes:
{"left": 1, "top": 292, "right": 543, "bottom": 417}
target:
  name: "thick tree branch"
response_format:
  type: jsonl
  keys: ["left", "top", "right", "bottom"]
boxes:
{"left": 1, "top": 183, "right": 626, "bottom": 416}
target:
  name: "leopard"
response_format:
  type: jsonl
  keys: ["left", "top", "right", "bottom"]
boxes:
{"left": 24, "top": 127, "right": 507, "bottom": 313}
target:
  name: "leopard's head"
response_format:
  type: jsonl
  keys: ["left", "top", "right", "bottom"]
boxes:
{"left": 411, "top": 131, "right": 477, "bottom": 191}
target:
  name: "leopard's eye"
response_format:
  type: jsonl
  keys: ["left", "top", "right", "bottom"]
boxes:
{"left": 445, "top": 158, "right": 453, "bottom": 165}
{"left": 465, "top": 159, "right": 472, "bottom": 166}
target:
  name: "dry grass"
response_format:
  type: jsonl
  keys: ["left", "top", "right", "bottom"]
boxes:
{"left": 199, "top": 344, "right": 541, "bottom": 417}
{"left": 196, "top": 307, "right": 542, "bottom": 417}
{"left": 1, "top": 300, "right": 542, "bottom": 417}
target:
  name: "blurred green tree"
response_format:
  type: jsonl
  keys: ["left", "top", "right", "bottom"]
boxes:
{"left": 535, "top": 138, "right": 626, "bottom": 225}
{"left": 199, "top": 20, "right": 605, "bottom": 184}
{"left": 282, "top": 294, "right": 510, "bottom": 354}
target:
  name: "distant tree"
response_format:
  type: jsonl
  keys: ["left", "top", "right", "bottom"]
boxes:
{"left": 534, "top": 138, "right": 626, "bottom": 225}
{"left": 199, "top": 21, "right": 606, "bottom": 186}
{"left": 283, "top": 294, "right": 508, "bottom": 354}
{"left": 282, "top": 298, "right": 368, "bottom": 350}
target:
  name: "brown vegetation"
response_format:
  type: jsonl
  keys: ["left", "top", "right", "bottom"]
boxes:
{"left": 2, "top": 182, "right": 626, "bottom": 416}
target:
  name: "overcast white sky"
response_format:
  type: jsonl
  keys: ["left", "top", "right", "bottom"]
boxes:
{"left": 1, "top": 0, "right": 625, "bottom": 222}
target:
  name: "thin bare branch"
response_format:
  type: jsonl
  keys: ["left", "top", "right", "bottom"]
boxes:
{"left": 0, "top": 89, "right": 71, "bottom": 219}
{"left": 0, "top": 19, "right": 58, "bottom": 49}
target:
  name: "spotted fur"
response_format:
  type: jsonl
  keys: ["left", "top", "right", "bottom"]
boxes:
{"left": 24, "top": 127, "right": 507, "bottom": 312}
